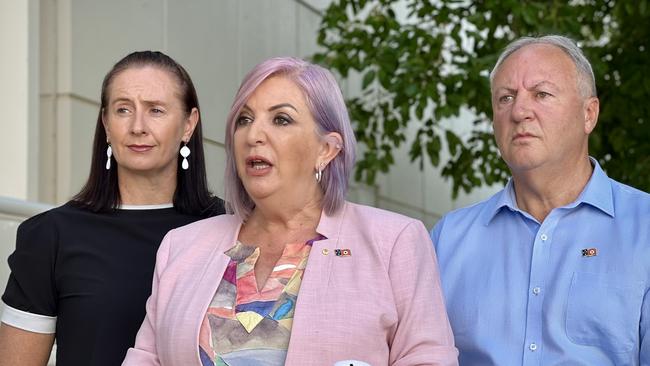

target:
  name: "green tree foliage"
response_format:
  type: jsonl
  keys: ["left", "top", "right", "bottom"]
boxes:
{"left": 313, "top": 0, "right": 650, "bottom": 197}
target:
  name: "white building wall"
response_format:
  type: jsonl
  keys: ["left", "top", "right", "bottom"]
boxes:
{"left": 0, "top": 0, "right": 40, "bottom": 201}
{"left": 2, "top": 0, "right": 500, "bottom": 231}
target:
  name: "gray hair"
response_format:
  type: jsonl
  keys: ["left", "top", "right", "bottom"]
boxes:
{"left": 489, "top": 35, "right": 597, "bottom": 98}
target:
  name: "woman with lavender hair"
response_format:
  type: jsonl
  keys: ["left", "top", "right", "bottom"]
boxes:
{"left": 123, "top": 57, "right": 458, "bottom": 366}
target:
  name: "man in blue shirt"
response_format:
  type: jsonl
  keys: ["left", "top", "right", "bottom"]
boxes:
{"left": 431, "top": 35, "right": 650, "bottom": 365}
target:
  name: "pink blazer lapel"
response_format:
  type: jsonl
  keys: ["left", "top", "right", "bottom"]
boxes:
{"left": 285, "top": 205, "right": 346, "bottom": 362}
{"left": 285, "top": 237, "right": 334, "bottom": 363}
{"left": 165, "top": 219, "right": 242, "bottom": 365}
{"left": 184, "top": 253, "right": 232, "bottom": 361}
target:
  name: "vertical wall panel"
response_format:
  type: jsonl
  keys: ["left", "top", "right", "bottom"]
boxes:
{"left": 0, "top": 0, "right": 39, "bottom": 201}
{"left": 69, "top": 0, "right": 165, "bottom": 100}
{"left": 166, "top": 0, "right": 239, "bottom": 145}
{"left": 237, "top": 0, "right": 298, "bottom": 76}
{"left": 296, "top": 4, "right": 321, "bottom": 57}
{"left": 203, "top": 142, "right": 226, "bottom": 197}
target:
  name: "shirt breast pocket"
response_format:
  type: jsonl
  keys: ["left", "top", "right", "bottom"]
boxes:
{"left": 565, "top": 271, "right": 644, "bottom": 353}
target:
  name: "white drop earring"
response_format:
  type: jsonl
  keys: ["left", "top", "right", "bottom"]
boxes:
{"left": 105, "top": 143, "right": 112, "bottom": 170}
{"left": 180, "top": 143, "right": 191, "bottom": 170}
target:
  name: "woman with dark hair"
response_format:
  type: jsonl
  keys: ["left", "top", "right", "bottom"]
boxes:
{"left": 0, "top": 51, "right": 224, "bottom": 366}
{"left": 123, "top": 57, "right": 457, "bottom": 366}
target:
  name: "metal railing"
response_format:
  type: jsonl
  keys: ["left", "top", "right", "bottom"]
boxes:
{"left": 0, "top": 196, "right": 53, "bottom": 219}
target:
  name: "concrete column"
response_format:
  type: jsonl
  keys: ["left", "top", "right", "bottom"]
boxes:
{"left": 0, "top": 0, "right": 39, "bottom": 201}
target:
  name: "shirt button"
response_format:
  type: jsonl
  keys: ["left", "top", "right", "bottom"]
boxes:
{"left": 532, "top": 287, "right": 541, "bottom": 295}
{"left": 529, "top": 343, "right": 538, "bottom": 351}
{"left": 321, "top": 248, "right": 329, "bottom": 255}
{"left": 540, "top": 234, "right": 548, "bottom": 241}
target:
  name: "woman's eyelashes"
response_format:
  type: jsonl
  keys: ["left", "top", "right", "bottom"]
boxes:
{"left": 273, "top": 113, "right": 293, "bottom": 126}
{"left": 236, "top": 114, "right": 253, "bottom": 127}
{"left": 235, "top": 112, "right": 294, "bottom": 127}
{"left": 113, "top": 106, "right": 166, "bottom": 116}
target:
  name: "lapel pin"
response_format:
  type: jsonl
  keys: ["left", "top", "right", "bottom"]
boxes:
{"left": 581, "top": 248, "right": 598, "bottom": 257}
{"left": 334, "top": 248, "right": 351, "bottom": 257}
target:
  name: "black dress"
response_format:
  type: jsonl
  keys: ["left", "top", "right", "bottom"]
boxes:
{"left": 1, "top": 201, "right": 224, "bottom": 365}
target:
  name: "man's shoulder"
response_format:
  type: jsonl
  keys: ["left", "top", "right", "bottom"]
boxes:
{"left": 436, "top": 189, "right": 506, "bottom": 227}
{"left": 610, "top": 178, "right": 650, "bottom": 200}
{"left": 430, "top": 190, "right": 507, "bottom": 260}
{"left": 609, "top": 178, "right": 650, "bottom": 214}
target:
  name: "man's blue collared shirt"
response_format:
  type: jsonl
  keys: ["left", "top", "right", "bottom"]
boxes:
{"left": 432, "top": 161, "right": 650, "bottom": 365}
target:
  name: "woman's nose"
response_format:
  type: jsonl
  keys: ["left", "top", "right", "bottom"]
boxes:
{"left": 246, "top": 120, "right": 266, "bottom": 145}
{"left": 130, "top": 109, "right": 148, "bottom": 135}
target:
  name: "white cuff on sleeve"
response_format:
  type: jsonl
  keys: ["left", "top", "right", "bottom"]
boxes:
{"left": 1, "top": 301, "right": 56, "bottom": 334}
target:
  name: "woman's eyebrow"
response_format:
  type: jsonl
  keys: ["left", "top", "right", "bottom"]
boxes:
{"left": 269, "top": 103, "right": 298, "bottom": 112}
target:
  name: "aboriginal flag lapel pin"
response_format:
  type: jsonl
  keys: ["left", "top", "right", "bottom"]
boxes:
{"left": 334, "top": 248, "right": 351, "bottom": 257}
{"left": 581, "top": 248, "right": 598, "bottom": 257}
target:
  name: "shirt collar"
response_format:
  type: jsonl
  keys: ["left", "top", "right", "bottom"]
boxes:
{"left": 480, "top": 180, "right": 518, "bottom": 225}
{"left": 575, "top": 157, "right": 615, "bottom": 217}
{"left": 481, "top": 157, "right": 614, "bottom": 225}
{"left": 119, "top": 203, "right": 174, "bottom": 210}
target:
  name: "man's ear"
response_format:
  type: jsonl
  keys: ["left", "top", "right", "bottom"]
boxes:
{"left": 583, "top": 96, "right": 599, "bottom": 134}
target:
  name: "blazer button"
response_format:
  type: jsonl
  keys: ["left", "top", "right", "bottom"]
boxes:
{"left": 321, "top": 248, "right": 329, "bottom": 255}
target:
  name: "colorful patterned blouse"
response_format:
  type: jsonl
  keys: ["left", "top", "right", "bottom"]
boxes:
{"left": 198, "top": 238, "right": 316, "bottom": 366}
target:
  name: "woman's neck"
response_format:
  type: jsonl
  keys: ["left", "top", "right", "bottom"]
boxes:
{"left": 240, "top": 195, "right": 323, "bottom": 249}
{"left": 117, "top": 168, "right": 177, "bottom": 205}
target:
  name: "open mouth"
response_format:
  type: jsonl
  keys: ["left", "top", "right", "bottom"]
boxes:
{"left": 246, "top": 157, "right": 273, "bottom": 170}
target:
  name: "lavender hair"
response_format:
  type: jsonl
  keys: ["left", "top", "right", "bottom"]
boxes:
{"left": 224, "top": 57, "right": 356, "bottom": 220}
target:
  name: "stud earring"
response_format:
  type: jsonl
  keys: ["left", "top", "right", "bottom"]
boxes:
{"left": 105, "top": 143, "right": 112, "bottom": 170}
{"left": 180, "top": 143, "right": 191, "bottom": 170}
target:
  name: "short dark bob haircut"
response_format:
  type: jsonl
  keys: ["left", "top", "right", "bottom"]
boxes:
{"left": 72, "top": 51, "right": 223, "bottom": 216}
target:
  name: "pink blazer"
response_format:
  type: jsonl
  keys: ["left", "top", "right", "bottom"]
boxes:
{"left": 123, "top": 202, "right": 458, "bottom": 366}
